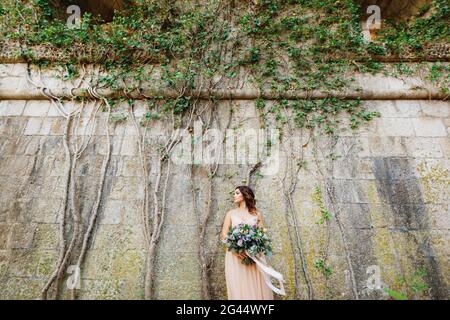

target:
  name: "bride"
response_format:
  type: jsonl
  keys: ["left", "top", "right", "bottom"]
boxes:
{"left": 220, "top": 185, "right": 277, "bottom": 300}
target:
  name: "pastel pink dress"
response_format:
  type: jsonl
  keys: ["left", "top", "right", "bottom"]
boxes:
{"left": 224, "top": 211, "right": 274, "bottom": 300}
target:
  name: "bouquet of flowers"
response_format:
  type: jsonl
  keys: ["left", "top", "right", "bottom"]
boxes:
{"left": 222, "top": 223, "right": 273, "bottom": 265}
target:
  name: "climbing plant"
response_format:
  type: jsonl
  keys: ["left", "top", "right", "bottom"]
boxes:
{"left": 1, "top": 0, "right": 447, "bottom": 112}
{"left": 0, "top": 0, "right": 448, "bottom": 300}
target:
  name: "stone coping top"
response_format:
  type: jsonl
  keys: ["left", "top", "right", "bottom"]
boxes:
{"left": 0, "top": 63, "right": 448, "bottom": 101}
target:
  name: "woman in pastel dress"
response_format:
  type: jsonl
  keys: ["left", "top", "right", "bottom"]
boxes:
{"left": 220, "top": 186, "right": 274, "bottom": 300}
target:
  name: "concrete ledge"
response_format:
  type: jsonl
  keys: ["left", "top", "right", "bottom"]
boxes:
{"left": 0, "top": 63, "right": 448, "bottom": 101}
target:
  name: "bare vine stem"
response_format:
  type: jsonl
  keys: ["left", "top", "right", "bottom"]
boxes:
{"left": 312, "top": 134, "right": 359, "bottom": 299}
{"left": 70, "top": 96, "right": 112, "bottom": 300}
{"left": 279, "top": 105, "right": 314, "bottom": 299}
{"left": 26, "top": 64, "right": 110, "bottom": 299}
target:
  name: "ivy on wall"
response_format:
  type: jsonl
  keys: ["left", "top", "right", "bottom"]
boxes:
{"left": 0, "top": 1, "right": 448, "bottom": 119}
{"left": 0, "top": 0, "right": 448, "bottom": 300}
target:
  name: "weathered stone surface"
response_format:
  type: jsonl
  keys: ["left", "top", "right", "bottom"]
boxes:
{"left": 22, "top": 101, "right": 50, "bottom": 117}
{"left": 0, "top": 85, "right": 449, "bottom": 300}
{"left": 24, "top": 118, "right": 43, "bottom": 135}
{"left": 375, "top": 118, "right": 415, "bottom": 136}
{"left": 412, "top": 118, "right": 448, "bottom": 137}
{"left": 0, "top": 100, "right": 26, "bottom": 116}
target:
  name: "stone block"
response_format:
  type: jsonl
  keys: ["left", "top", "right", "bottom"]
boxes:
{"left": 391, "top": 100, "right": 422, "bottom": 117}
{"left": 0, "top": 100, "right": 27, "bottom": 116}
{"left": 121, "top": 201, "right": 142, "bottom": 225}
{"left": 428, "top": 230, "right": 450, "bottom": 257}
{"left": 1, "top": 138, "right": 19, "bottom": 155}
{"left": 91, "top": 224, "right": 145, "bottom": 251}
{"left": 0, "top": 155, "right": 31, "bottom": 176}
{"left": 0, "top": 118, "right": 26, "bottom": 136}
{"left": 49, "top": 118, "right": 66, "bottom": 135}
{"left": 22, "top": 101, "right": 50, "bottom": 117}
{"left": 23, "top": 136, "right": 42, "bottom": 156}
{"left": 366, "top": 100, "right": 421, "bottom": 118}
{"left": 123, "top": 121, "right": 138, "bottom": 136}
{"left": 404, "top": 137, "right": 443, "bottom": 158}
{"left": 31, "top": 197, "right": 61, "bottom": 224}
{"left": 132, "top": 103, "right": 147, "bottom": 118}
{"left": 77, "top": 278, "right": 127, "bottom": 300}
{"left": 32, "top": 223, "right": 59, "bottom": 250}
{"left": 6, "top": 250, "right": 38, "bottom": 278}
{"left": 425, "top": 204, "right": 450, "bottom": 230}
{"left": 112, "top": 120, "right": 126, "bottom": 136}
{"left": 35, "top": 250, "right": 58, "bottom": 278}
{"left": 49, "top": 157, "right": 68, "bottom": 177}
{"left": 420, "top": 101, "right": 450, "bottom": 118}
{"left": 24, "top": 118, "right": 42, "bottom": 135}
{"left": 158, "top": 224, "right": 199, "bottom": 253}
{"left": 438, "top": 137, "right": 450, "bottom": 158}
{"left": 0, "top": 102, "right": 8, "bottom": 117}
{"left": 339, "top": 203, "right": 373, "bottom": 229}
{"left": 443, "top": 118, "right": 450, "bottom": 136}
{"left": 108, "top": 176, "right": 142, "bottom": 200}
{"left": 154, "top": 251, "right": 201, "bottom": 299}
{"left": 412, "top": 118, "right": 447, "bottom": 137}
{"left": 120, "top": 136, "right": 138, "bottom": 156}
{"left": 375, "top": 118, "right": 415, "bottom": 136}
{"left": 0, "top": 276, "right": 44, "bottom": 299}
{"left": 11, "top": 223, "right": 37, "bottom": 249}
{"left": 47, "top": 102, "right": 61, "bottom": 117}
{"left": 100, "top": 200, "right": 124, "bottom": 225}
{"left": 330, "top": 179, "right": 369, "bottom": 203}
{"left": 39, "top": 118, "right": 53, "bottom": 135}
{"left": 97, "top": 134, "right": 123, "bottom": 156}
{"left": 331, "top": 158, "right": 375, "bottom": 179}
{"left": 119, "top": 156, "right": 141, "bottom": 177}
{"left": 368, "top": 137, "right": 407, "bottom": 157}
{"left": 40, "top": 136, "right": 63, "bottom": 155}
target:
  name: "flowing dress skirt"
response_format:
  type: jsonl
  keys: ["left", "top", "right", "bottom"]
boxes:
{"left": 224, "top": 250, "right": 274, "bottom": 300}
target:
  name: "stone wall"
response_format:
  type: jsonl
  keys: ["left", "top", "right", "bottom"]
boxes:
{"left": 0, "top": 64, "right": 449, "bottom": 300}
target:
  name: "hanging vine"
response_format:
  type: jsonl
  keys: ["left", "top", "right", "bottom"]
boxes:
{"left": 0, "top": 0, "right": 448, "bottom": 300}
{"left": 24, "top": 64, "right": 117, "bottom": 299}
{"left": 311, "top": 134, "right": 360, "bottom": 299}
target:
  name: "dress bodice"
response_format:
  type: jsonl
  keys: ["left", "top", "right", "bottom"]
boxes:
{"left": 230, "top": 210, "right": 258, "bottom": 227}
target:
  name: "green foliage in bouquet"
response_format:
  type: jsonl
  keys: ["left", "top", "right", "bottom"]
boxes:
{"left": 222, "top": 223, "right": 273, "bottom": 265}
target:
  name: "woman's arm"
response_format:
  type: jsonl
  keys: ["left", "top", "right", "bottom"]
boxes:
{"left": 220, "top": 210, "right": 232, "bottom": 241}
{"left": 257, "top": 211, "right": 264, "bottom": 228}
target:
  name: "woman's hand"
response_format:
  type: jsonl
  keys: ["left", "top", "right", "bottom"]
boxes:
{"left": 234, "top": 251, "right": 248, "bottom": 260}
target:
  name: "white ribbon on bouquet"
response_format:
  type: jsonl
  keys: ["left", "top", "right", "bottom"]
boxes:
{"left": 246, "top": 251, "right": 286, "bottom": 296}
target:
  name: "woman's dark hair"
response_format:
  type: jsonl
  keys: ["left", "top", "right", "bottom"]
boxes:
{"left": 236, "top": 185, "right": 258, "bottom": 215}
